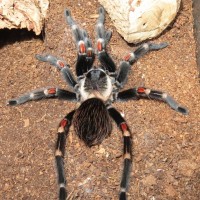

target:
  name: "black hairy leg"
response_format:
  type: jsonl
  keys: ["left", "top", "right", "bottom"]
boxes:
{"left": 108, "top": 107, "right": 132, "bottom": 200}
{"left": 55, "top": 110, "right": 75, "bottom": 200}
{"left": 35, "top": 54, "right": 77, "bottom": 90}
{"left": 65, "top": 9, "right": 95, "bottom": 76}
{"left": 8, "top": 88, "right": 77, "bottom": 105}
{"left": 124, "top": 42, "right": 168, "bottom": 65}
{"left": 114, "top": 42, "right": 168, "bottom": 90}
{"left": 117, "top": 87, "right": 188, "bottom": 114}
{"left": 115, "top": 61, "right": 131, "bottom": 89}
{"left": 96, "top": 7, "right": 116, "bottom": 72}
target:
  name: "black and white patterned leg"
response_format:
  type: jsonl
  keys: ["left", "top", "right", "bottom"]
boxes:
{"left": 124, "top": 42, "right": 168, "bottom": 65}
{"left": 55, "top": 110, "right": 75, "bottom": 200}
{"left": 36, "top": 54, "right": 77, "bottom": 89}
{"left": 116, "top": 87, "right": 188, "bottom": 115}
{"left": 65, "top": 9, "right": 95, "bottom": 76}
{"left": 96, "top": 7, "right": 116, "bottom": 72}
{"left": 35, "top": 54, "right": 68, "bottom": 70}
{"left": 108, "top": 107, "right": 132, "bottom": 200}
{"left": 115, "top": 61, "right": 131, "bottom": 89}
{"left": 7, "top": 88, "right": 77, "bottom": 105}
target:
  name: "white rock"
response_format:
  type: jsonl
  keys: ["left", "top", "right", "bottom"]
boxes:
{"left": 0, "top": 0, "right": 49, "bottom": 35}
{"left": 98, "top": 0, "right": 181, "bottom": 43}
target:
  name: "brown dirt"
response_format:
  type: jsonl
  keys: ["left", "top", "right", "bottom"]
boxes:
{"left": 1, "top": 0, "right": 200, "bottom": 200}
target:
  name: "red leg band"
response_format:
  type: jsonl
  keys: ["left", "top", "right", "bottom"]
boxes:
{"left": 79, "top": 43, "right": 86, "bottom": 53}
{"left": 120, "top": 122, "right": 128, "bottom": 132}
{"left": 60, "top": 119, "right": 67, "bottom": 128}
{"left": 48, "top": 88, "right": 56, "bottom": 94}
{"left": 124, "top": 53, "right": 131, "bottom": 61}
{"left": 97, "top": 41, "right": 102, "bottom": 51}
{"left": 57, "top": 60, "right": 65, "bottom": 68}
{"left": 137, "top": 87, "right": 146, "bottom": 94}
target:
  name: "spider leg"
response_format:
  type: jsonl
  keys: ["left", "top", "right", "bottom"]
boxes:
{"left": 108, "top": 107, "right": 132, "bottom": 200}
{"left": 55, "top": 110, "right": 75, "bottom": 200}
{"left": 115, "top": 43, "right": 168, "bottom": 89}
{"left": 65, "top": 9, "right": 95, "bottom": 76}
{"left": 96, "top": 7, "right": 116, "bottom": 72}
{"left": 116, "top": 87, "right": 188, "bottom": 115}
{"left": 35, "top": 54, "right": 77, "bottom": 89}
{"left": 7, "top": 88, "right": 77, "bottom": 105}
{"left": 124, "top": 42, "right": 168, "bottom": 65}
{"left": 115, "top": 61, "right": 131, "bottom": 89}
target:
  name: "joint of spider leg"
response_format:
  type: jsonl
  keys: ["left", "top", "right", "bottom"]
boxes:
{"left": 142, "top": 43, "right": 150, "bottom": 50}
{"left": 97, "top": 22, "right": 104, "bottom": 29}
{"left": 29, "top": 92, "right": 35, "bottom": 99}
{"left": 105, "top": 99, "right": 112, "bottom": 107}
{"left": 97, "top": 38, "right": 105, "bottom": 52}
{"left": 120, "top": 122, "right": 131, "bottom": 137}
{"left": 111, "top": 91, "right": 119, "bottom": 101}
{"left": 55, "top": 120, "right": 68, "bottom": 157}
{"left": 136, "top": 87, "right": 151, "bottom": 96}
{"left": 78, "top": 40, "right": 86, "bottom": 54}
{"left": 86, "top": 47, "right": 93, "bottom": 57}
{"left": 59, "top": 183, "right": 66, "bottom": 190}
{"left": 44, "top": 88, "right": 57, "bottom": 96}
{"left": 162, "top": 92, "right": 168, "bottom": 99}
{"left": 57, "top": 118, "right": 68, "bottom": 133}
{"left": 148, "top": 89, "right": 165, "bottom": 99}
{"left": 114, "top": 80, "right": 123, "bottom": 89}
{"left": 137, "top": 87, "right": 146, "bottom": 94}
{"left": 73, "top": 84, "right": 81, "bottom": 94}
{"left": 71, "top": 24, "right": 78, "bottom": 30}
{"left": 124, "top": 152, "right": 131, "bottom": 159}
{"left": 107, "top": 71, "right": 117, "bottom": 77}
{"left": 55, "top": 149, "right": 63, "bottom": 157}
{"left": 56, "top": 60, "right": 66, "bottom": 69}
{"left": 77, "top": 74, "right": 85, "bottom": 81}
{"left": 120, "top": 187, "right": 126, "bottom": 193}
{"left": 124, "top": 52, "right": 135, "bottom": 62}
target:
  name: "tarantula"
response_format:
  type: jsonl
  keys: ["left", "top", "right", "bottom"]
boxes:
{"left": 8, "top": 7, "right": 188, "bottom": 200}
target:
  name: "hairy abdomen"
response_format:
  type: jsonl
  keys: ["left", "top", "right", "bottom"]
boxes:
{"left": 73, "top": 98, "right": 112, "bottom": 147}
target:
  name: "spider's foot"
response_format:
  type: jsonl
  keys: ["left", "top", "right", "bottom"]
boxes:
{"left": 176, "top": 106, "right": 188, "bottom": 115}
{"left": 148, "top": 42, "right": 169, "bottom": 50}
{"left": 7, "top": 97, "right": 29, "bottom": 106}
{"left": 65, "top": 9, "right": 74, "bottom": 27}
{"left": 35, "top": 54, "right": 49, "bottom": 62}
{"left": 7, "top": 100, "right": 18, "bottom": 106}
{"left": 164, "top": 95, "right": 189, "bottom": 115}
{"left": 97, "top": 7, "right": 105, "bottom": 24}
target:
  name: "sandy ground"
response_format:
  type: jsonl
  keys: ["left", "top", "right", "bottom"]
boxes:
{"left": 0, "top": 0, "right": 200, "bottom": 199}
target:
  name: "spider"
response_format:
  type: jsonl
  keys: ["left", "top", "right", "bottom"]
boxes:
{"left": 8, "top": 7, "right": 188, "bottom": 200}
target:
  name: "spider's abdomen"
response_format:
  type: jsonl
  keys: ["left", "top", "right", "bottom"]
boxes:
{"left": 73, "top": 98, "right": 112, "bottom": 147}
